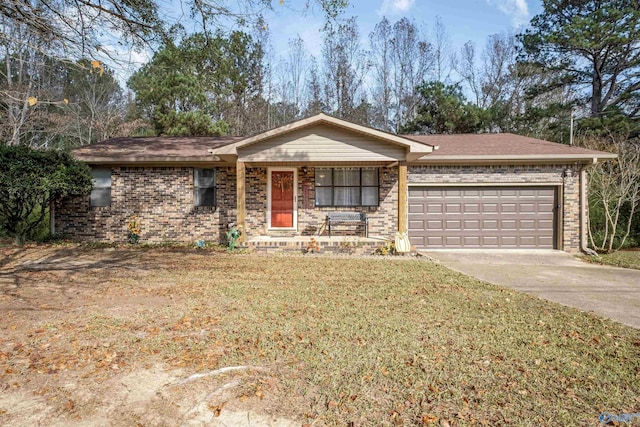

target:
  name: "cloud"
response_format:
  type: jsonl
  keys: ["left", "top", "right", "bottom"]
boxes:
{"left": 485, "top": 0, "right": 530, "bottom": 26}
{"left": 377, "top": 0, "right": 416, "bottom": 16}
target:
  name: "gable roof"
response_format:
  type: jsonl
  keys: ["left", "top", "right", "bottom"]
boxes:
{"left": 71, "top": 116, "right": 615, "bottom": 165}
{"left": 403, "top": 133, "right": 616, "bottom": 163}
{"left": 212, "top": 113, "right": 435, "bottom": 161}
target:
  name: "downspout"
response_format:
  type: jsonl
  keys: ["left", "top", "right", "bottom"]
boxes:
{"left": 580, "top": 159, "right": 597, "bottom": 254}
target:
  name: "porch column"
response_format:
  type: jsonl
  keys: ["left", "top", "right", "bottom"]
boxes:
{"left": 236, "top": 160, "right": 246, "bottom": 242}
{"left": 398, "top": 162, "right": 408, "bottom": 233}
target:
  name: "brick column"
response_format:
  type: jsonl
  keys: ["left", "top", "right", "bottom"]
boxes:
{"left": 236, "top": 160, "right": 246, "bottom": 242}
{"left": 398, "top": 162, "right": 408, "bottom": 233}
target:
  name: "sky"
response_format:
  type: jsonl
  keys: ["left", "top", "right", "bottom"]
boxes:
{"left": 107, "top": 0, "right": 544, "bottom": 85}
{"left": 262, "top": 0, "right": 544, "bottom": 59}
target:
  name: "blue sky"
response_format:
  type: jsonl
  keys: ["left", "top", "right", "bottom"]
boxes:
{"left": 263, "top": 0, "right": 543, "bottom": 58}
{"left": 108, "top": 0, "right": 544, "bottom": 85}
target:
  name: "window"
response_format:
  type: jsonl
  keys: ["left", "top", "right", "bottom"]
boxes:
{"left": 90, "top": 169, "right": 111, "bottom": 207}
{"left": 315, "top": 168, "right": 379, "bottom": 207}
{"left": 194, "top": 168, "right": 216, "bottom": 207}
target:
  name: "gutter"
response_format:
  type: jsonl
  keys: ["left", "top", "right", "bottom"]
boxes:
{"left": 412, "top": 153, "right": 618, "bottom": 163}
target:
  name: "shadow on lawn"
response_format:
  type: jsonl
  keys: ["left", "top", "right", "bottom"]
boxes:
{"left": 0, "top": 246, "right": 172, "bottom": 305}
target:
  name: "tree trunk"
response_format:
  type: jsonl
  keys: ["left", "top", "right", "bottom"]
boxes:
{"left": 591, "top": 55, "right": 603, "bottom": 117}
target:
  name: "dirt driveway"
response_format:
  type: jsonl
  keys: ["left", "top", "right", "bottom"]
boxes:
{"left": 422, "top": 250, "right": 640, "bottom": 329}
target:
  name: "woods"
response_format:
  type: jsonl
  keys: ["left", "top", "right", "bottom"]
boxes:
{"left": 1, "top": 0, "right": 639, "bottom": 250}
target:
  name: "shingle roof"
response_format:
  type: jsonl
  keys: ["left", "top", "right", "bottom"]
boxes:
{"left": 73, "top": 129, "right": 614, "bottom": 164}
{"left": 402, "top": 133, "right": 607, "bottom": 157}
{"left": 72, "top": 136, "right": 242, "bottom": 162}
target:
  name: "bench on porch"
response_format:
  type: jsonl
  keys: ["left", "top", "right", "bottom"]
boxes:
{"left": 326, "top": 212, "right": 368, "bottom": 238}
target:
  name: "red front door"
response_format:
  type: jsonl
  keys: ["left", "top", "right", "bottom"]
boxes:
{"left": 271, "top": 171, "right": 294, "bottom": 228}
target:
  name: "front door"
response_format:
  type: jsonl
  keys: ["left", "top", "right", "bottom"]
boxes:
{"left": 269, "top": 169, "right": 296, "bottom": 229}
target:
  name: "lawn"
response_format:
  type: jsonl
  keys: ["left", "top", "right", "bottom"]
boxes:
{"left": 584, "top": 250, "right": 640, "bottom": 270}
{"left": 0, "top": 246, "right": 639, "bottom": 426}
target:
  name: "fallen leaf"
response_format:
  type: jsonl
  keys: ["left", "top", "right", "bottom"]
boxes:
{"left": 209, "top": 402, "right": 225, "bottom": 417}
{"left": 28, "top": 97, "right": 37, "bottom": 106}
{"left": 422, "top": 413, "right": 438, "bottom": 424}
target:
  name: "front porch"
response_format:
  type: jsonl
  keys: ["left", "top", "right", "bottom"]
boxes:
{"left": 244, "top": 235, "right": 388, "bottom": 255}
{"left": 210, "top": 115, "right": 426, "bottom": 243}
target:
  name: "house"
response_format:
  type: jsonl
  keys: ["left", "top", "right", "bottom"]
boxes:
{"left": 54, "top": 113, "right": 616, "bottom": 252}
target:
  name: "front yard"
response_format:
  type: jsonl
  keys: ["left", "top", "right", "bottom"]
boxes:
{"left": 584, "top": 250, "right": 640, "bottom": 270}
{"left": 0, "top": 246, "right": 639, "bottom": 426}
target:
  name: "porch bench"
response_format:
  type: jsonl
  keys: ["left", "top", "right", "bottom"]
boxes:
{"left": 326, "top": 212, "right": 368, "bottom": 238}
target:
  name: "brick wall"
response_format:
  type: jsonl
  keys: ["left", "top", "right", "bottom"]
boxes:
{"left": 244, "top": 166, "right": 399, "bottom": 240}
{"left": 55, "top": 166, "right": 236, "bottom": 243}
{"left": 407, "top": 164, "right": 583, "bottom": 251}
{"left": 56, "top": 163, "right": 584, "bottom": 251}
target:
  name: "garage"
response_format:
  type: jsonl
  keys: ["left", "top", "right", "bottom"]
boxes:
{"left": 408, "top": 186, "right": 557, "bottom": 249}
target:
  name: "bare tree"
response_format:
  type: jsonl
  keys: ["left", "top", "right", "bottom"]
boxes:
{"left": 390, "top": 18, "right": 433, "bottom": 132}
{"left": 369, "top": 17, "right": 433, "bottom": 132}
{"left": 0, "top": 0, "right": 347, "bottom": 63}
{"left": 369, "top": 17, "right": 393, "bottom": 131}
{"left": 456, "top": 33, "right": 518, "bottom": 108}
{"left": 321, "top": 17, "right": 369, "bottom": 121}
{"left": 269, "top": 36, "right": 310, "bottom": 126}
{"left": 286, "top": 36, "right": 309, "bottom": 115}
{"left": 431, "top": 17, "right": 454, "bottom": 83}
{"left": 579, "top": 136, "right": 640, "bottom": 252}
{"left": 304, "top": 58, "right": 325, "bottom": 116}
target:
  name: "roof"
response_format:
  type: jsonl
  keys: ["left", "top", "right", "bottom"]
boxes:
{"left": 403, "top": 133, "right": 616, "bottom": 162}
{"left": 72, "top": 118, "right": 615, "bottom": 165}
{"left": 211, "top": 113, "right": 434, "bottom": 161}
{"left": 73, "top": 136, "right": 242, "bottom": 163}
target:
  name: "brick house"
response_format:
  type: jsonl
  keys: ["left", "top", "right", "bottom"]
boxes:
{"left": 55, "top": 113, "right": 615, "bottom": 252}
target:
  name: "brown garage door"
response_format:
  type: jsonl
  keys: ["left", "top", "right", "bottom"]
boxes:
{"left": 408, "top": 186, "right": 557, "bottom": 249}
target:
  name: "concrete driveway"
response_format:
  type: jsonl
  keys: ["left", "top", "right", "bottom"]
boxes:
{"left": 422, "top": 250, "right": 640, "bottom": 329}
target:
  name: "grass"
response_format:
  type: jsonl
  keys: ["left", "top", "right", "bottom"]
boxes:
{"left": 584, "top": 250, "right": 640, "bottom": 270}
{"left": 1, "top": 247, "right": 639, "bottom": 426}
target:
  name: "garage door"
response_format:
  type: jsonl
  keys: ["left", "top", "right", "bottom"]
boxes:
{"left": 408, "top": 186, "right": 557, "bottom": 249}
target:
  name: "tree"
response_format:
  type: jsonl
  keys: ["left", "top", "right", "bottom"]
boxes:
{"left": 304, "top": 59, "right": 326, "bottom": 116}
{"left": 369, "top": 17, "right": 433, "bottom": 132}
{"left": 0, "top": 145, "right": 92, "bottom": 244}
{"left": 519, "top": 0, "right": 640, "bottom": 125}
{"left": 58, "top": 59, "right": 128, "bottom": 146}
{"left": 579, "top": 135, "right": 640, "bottom": 252}
{"left": 279, "top": 36, "right": 309, "bottom": 122}
{"left": 431, "top": 17, "right": 454, "bottom": 83}
{"left": 321, "top": 17, "right": 369, "bottom": 122}
{"left": 457, "top": 31, "right": 540, "bottom": 133}
{"left": 0, "top": 16, "right": 69, "bottom": 147}
{"left": 1, "top": 17, "right": 136, "bottom": 148}
{"left": 369, "top": 17, "right": 393, "bottom": 131}
{"left": 0, "top": 0, "right": 347, "bottom": 61}
{"left": 401, "top": 81, "right": 486, "bottom": 134}
{"left": 128, "top": 31, "right": 264, "bottom": 136}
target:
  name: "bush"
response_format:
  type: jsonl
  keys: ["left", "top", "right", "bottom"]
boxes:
{"left": 0, "top": 145, "right": 92, "bottom": 245}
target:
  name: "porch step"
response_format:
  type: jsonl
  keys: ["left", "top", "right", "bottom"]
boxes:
{"left": 244, "top": 236, "right": 387, "bottom": 256}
